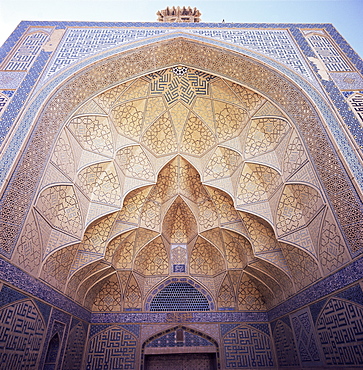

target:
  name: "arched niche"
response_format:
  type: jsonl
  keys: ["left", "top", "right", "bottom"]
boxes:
{"left": 141, "top": 325, "right": 220, "bottom": 370}
{"left": 3, "top": 37, "right": 359, "bottom": 311}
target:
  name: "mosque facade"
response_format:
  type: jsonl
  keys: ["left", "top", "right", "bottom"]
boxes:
{"left": 0, "top": 7, "right": 363, "bottom": 369}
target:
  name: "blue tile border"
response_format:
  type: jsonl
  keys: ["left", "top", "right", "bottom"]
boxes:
{"left": 325, "top": 24, "right": 363, "bottom": 73}
{"left": 309, "top": 298, "right": 329, "bottom": 325}
{"left": 268, "top": 255, "right": 363, "bottom": 321}
{"left": 90, "top": 311, "right": 268, "bottom": 324}
{"left": 220, "top": 323, "right": 241, "bottom": 336}
{"left": 0, "top": 258, "right": 90, "bottom": 321}
{"left": 0, "top": 50, "right": 51, "bottom": 146}
{"left": 336, "top": 284, "right": 363, "bottom": 307}
{"left": 0, "top": 284, "right": 27, "bottom": 307}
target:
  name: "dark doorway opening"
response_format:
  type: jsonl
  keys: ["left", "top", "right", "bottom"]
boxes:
{"left": 145, "top": 352, "right": 217, "bottom": 370}
{"left": 43, "top": 333, "right": 60, "bottom": 370}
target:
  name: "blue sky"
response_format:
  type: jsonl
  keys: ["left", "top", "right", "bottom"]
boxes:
{"left": 0, "top": 0, "right": 362, "bottom": 58}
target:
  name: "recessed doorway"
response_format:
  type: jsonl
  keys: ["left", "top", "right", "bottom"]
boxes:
{"left": 145, "top": 352, "right": 217, "bottom": 370}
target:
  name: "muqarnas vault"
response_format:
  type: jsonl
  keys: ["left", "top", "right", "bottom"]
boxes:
{"left": 0, "top": 7, "right": 363, "bottom": 370}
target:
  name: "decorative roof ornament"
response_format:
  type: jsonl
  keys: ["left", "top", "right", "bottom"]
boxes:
{"left": 157, "top": 6, "right": 201, "bottom": 23}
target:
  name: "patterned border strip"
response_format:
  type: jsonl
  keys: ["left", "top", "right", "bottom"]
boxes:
{"left": 0, "top": 258, "right": 90, "bottom": 321}
{"left": 91, "top": 310, "right": 268, "bottom": 324}
{"left": 268, "top": 255, "right": 363, "bottom": 321}
{"left": 0, "top": 51, "right": 51, "bottom": 146}
{"left": 39, "top": 27, "right": 317, "bottom": 86}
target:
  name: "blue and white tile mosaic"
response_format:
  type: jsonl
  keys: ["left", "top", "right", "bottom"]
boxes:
{"left": 42, "top": 27, "right": 316, "bottom": 86}
{"left": 3, "top": 31, "right": 49, "bottom": 71}
{"left": 188, "top": 29, "right": 316, "bottom": 82}
{"left": 268, "top": 255, "right": 363, "bottom": 321}
{"left": 330, "top": 71, "right": 363, "bottom": 90}
{"left": 43, "top": 28, "right": 172, "bottom": 78}
{"left": 91, "top": 311, "right": 269, "bottom": 324}
{"left": 347, "top": 93, "right": 363, "bottom": 127}
{"left": 305, "top": 33, "right": 352, "bottom": 72}
{"left": 0, "top": 71, "right": 27, "bottom": 89}
{"left": 0, "top": 50, "right": 51, "bottom": 148}
{"left": 0, "top": 258, "right": 90, "bottom": 321}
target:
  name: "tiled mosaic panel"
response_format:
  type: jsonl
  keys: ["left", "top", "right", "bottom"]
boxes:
{"left": 347, "top": 93, "right": 363, "bottom": 127}
{"left": 43, "top": 27, "right": 313, "bottom": 83}
{"left": 190, "top": 29, "right": 315, "bottom": 82}
{"left": 316, "top": 297, "right": 363, "bottom": 366}
{"left": 270, "top": 285, "right": 363, "bottom": 368}
{"left": 0, "top": 29, "right": 50, "bottom": 145}
{"left": 300, "top": 30, "right": 363, "bottom": 154}
{"left": 0, "top": 50, "right": 51, "bottom": 147}
{"left": 3, "top": 31, "right": 49, "bottom": 71}
{"left": 290, "top": 308, "right": 322, "bottom": 366}
{"left": 223, "top": 325, "right": 274, "bottom": 368}
{"left": 39, "top": 308, "right": 71, "bottom": 370}
{"left": 86, "top": 325, "right": 137, "bottom": 369}
{"left": 0, "top": 299, "right": 46, "bottom": 368}
{"left": 272, "top": 318, "right": 300, "bottom": 367}
{"left": 44, "top": 28, "right": 172, "bottom": 78}
{"left": 305, "top": 33, "right": 352, "bottom": 72}
{"left": 62, "top": 320, "right": 88, "bottom": 370}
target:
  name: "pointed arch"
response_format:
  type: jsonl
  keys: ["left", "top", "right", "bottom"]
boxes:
{"left": 0, "top": 299, "right": 46, "bottom": 368}
{"left": 141, "top": 325, "right": 220, "bottom": 370}
{"left": 316, "top": 297, "right": 363, "bottom": 366}
{"left": 86, "top": 325, "right": 137, "bottom": 369}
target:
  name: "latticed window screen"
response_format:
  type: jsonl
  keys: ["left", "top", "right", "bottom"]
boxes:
{"left": 150, "top": 282, "right": 210, "bottom": 311}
